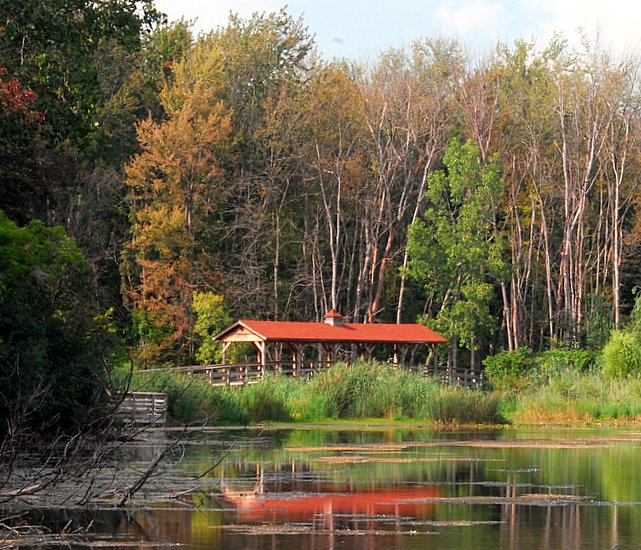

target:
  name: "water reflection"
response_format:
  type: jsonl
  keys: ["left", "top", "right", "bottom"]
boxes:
{"left": 219, "top": 463, "right": 440, "bottom": 526}
{"left": 20, "top": 427, "right": 641, "bottom": 549}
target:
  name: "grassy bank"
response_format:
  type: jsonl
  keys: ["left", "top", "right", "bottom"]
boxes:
{"left": 505, "top": 375, "right": 641, "bottom": 422}
{"left": 126, "top": 359, "right": 641, "bottom": 427}
{"left": 128, "top": 362, "right": 504, "bottom": 426}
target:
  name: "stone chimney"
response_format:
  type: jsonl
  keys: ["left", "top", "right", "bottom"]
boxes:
{"left": 323, "top": 309, "right": 344, "bottom": 326}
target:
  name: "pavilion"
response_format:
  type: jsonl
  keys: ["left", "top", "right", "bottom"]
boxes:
{"left": 213, "top": 310, "right": 447, "bottom": 371}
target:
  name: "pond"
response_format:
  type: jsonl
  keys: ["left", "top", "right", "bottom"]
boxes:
{"left": 19, "top": 425, "right": 641, "bottom": 549}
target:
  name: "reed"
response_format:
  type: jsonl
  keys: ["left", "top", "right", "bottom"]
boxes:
{"left": 509, "top": 373, "right": 641, "bottom": 422}
{"left": 288, "top": 362, "right": 505, "bottom": 424}
{"left": 128, "top": 369, "right": 248, "bottom": 425}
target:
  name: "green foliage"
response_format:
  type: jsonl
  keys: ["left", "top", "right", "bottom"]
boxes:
{"left": 484, "top": 347, "right": 597, "bottom": 391}
{"left": 0, "top": 0, "right": 162, "bottom": 147}
{"left": 584, "top": 294, "right": 613, "bottom": 349}
{"left": 192, "top": 292, "right": 231, "bottom": 364}
{"left": 627, "top": 289, "right": 641, "bottom": 343}
{"left": 537, "top": 349, "right": 597, "bottom": 378}
{"left": 0, "top": 211, "right": 112, "bottom": 435}
{"left": 483, "top": 348, "right": 536, "bottom": 391}
{"left": 406, "top": 139, "right": 506, "bottom": 352}
{"left": 601, "top": 330, "right": 641, "bottom": 379}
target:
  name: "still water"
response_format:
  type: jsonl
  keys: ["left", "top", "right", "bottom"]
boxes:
{"left": 32, "top": 425, "right": 641, "bottom": 549}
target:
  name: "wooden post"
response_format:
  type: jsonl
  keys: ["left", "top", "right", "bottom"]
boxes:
{"left": 287, "top": 342, "right": 300, "bottom": 377}
{"left": 323, "top": 343, "right": 334, "bottom": 369}
{"left": 393, "top": 344, "right": 399, "bottom": 367}
{"left": 260, "top": 342, "right": 267, "bottom": 374}
{"left": 222, "top": 341, "right": 230, "bottom": 365}
{"left": 251, "top": 341, "right": 267, "bottom": 377}
{"left": 432, "top": 344, "right": 438, "bottom": 375}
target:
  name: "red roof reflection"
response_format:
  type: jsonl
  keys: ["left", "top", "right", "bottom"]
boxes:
{"left": 222, "top": 486, "right": 440, "bottom": 523}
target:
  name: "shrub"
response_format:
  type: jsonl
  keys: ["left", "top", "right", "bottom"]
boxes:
{"left": 0, "top": 213, "right": 113, "bottom": 436}
{"left": 483, "top": 347, "right": 536, "bottom": 391}
{"left": 537, "top": 349, "right": 597, "bottom": 375}
{"left": 192, "top": 292, "right": 230, "bottom": 364}
{"left": 601, "top": 330, "right": 641, "bottom": 379}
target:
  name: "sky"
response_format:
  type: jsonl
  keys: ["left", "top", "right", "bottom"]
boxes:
{"left": 153, "top": 0, "right": 641, "bottom": 61}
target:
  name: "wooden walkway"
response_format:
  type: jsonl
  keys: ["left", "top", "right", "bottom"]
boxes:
{"left": 157, "top": 362, "right": 484, "bottom": 389}
{"left": 115, "top": 391, "right": 167, "bottom": 426}
{"left": 164, "top": 361, "right": 331, "bottom": 386}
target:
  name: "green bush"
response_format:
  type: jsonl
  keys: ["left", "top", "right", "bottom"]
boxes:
{"left": 483, "top": 347, "right": 598, "bottom": 391}
{"left": 537, "top": 349, "right": 597, "bottom": 375}
{"left": 483, "top": 347, "right": 536, "bottom": 391}
{"left": 601, "top": 330, "right": 641, "bottom": 379}
{"left": 0, "top": 212, "right": 114, "bottom": 436}
{"left": 192, "top": 292, "right": 231, "bottom": 364}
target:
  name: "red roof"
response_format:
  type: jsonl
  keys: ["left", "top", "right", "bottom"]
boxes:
{"left": 216, "top": 319, "right": 446, "bottom": 344}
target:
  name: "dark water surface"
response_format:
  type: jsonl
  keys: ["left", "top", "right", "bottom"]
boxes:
{"left": 26, "top": 425, "right": 641, "bottom": 548}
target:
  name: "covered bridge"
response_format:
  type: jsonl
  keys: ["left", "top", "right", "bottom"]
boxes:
{"left": 214, "top": 310, "right": 446, "bottom": 373}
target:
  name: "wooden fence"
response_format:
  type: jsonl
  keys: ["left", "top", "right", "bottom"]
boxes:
{"left": 115, "top": 391, "right": 167, "bottom": 426}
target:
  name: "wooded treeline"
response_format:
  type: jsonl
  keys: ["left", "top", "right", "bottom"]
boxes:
{"left": 3, "top": 2, "right": 641, "bottom": 374}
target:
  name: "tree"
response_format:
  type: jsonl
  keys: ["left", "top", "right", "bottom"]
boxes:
{"left": 358, "top": 39, "right": 463, "bottom": 323}
{"left": 192, "top": 292, "right": 231, "bottom": 364}
{"left": 300, "top": 64, "right": 368, "bottom": 315}
{"left": 123, "top": 96, "right": 232, "bottom": 364}
{"left": 0, "top": 0, "right": 161, "bottom": 147}
{"left": 406, "top": 139, "right": 506, "bottom": 368}
{"left": 0, "top": 211, "right": 112, "bottom": 437}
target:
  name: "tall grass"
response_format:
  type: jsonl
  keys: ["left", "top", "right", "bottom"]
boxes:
{"left": 123, "top": 360, "right": 641, "bottom": 426}
{"left": 128, "top": 369, "right": 248, "bottom": 425}
{"left": 300, "top": 362, "right": 504, "bottom": 424}
{"left": 127, "top": 362, "right": 506, "bottom": 425}
{"left": 511, "top": 373, "right": 641, "bottom": 422}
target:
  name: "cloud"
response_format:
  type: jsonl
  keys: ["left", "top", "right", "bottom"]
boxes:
{"left": 437, "top": 1, "right": 506, "bottom": 36}
{"left": 528, "top": 0, "right": 641, "bottom": 55}
{"left": 155, "top": 0, "right": 283, "bottom": 33}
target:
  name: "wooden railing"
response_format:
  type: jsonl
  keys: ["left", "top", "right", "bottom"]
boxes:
{"left": 169, "top": 361, "right": 331, "bottom": 386}
{"left": 148, "top": 361, "right": 483, "bottom": 389}
{"left": 115, "top": 391, "right": 167, "bottom": 426}
{"left": 427, "top": 365, "right": 485, "bottom": 388}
